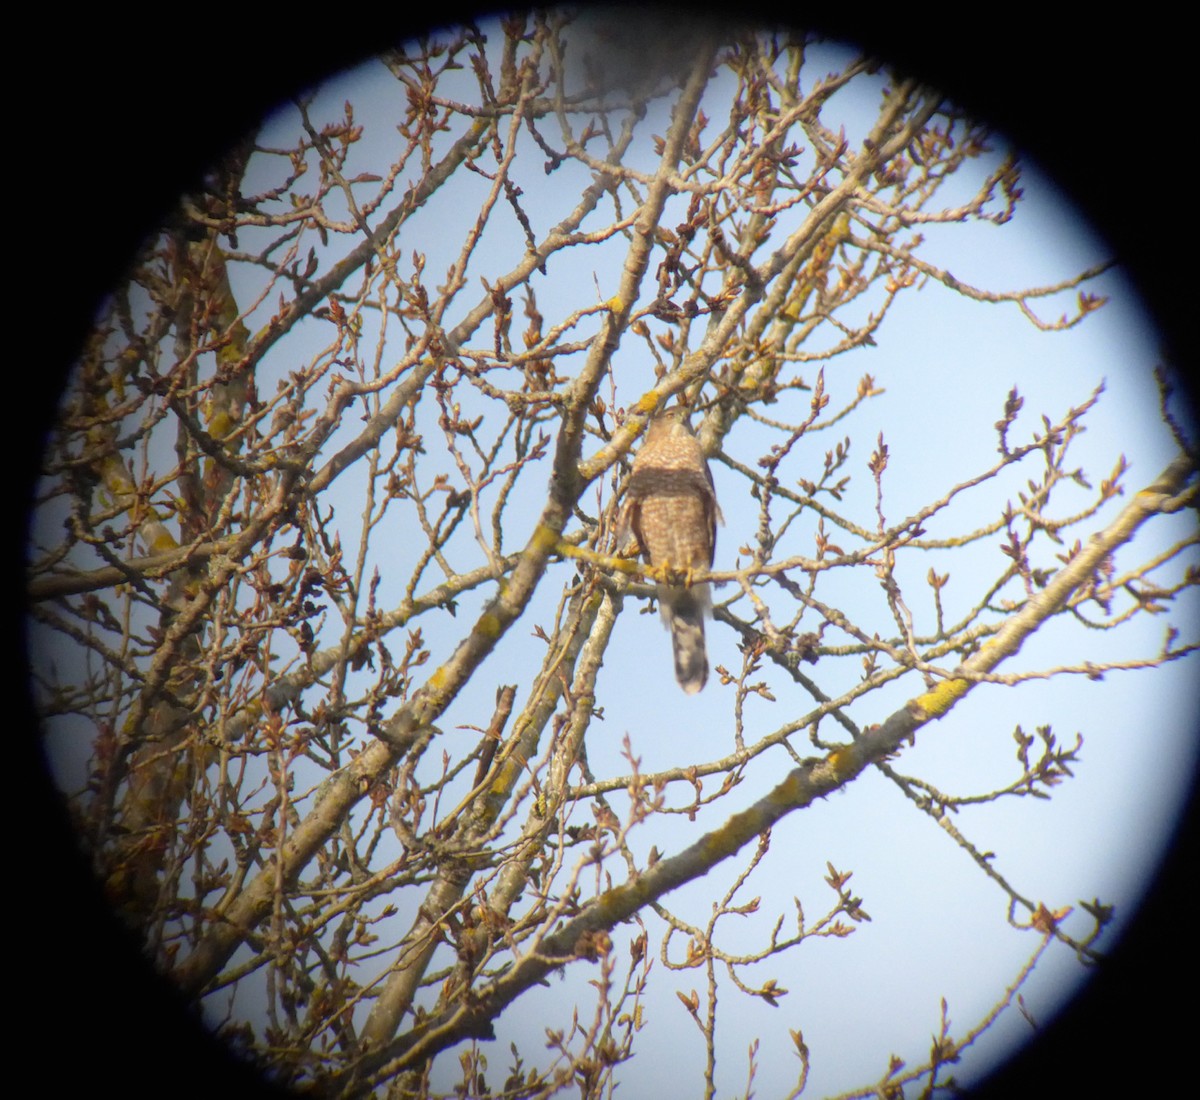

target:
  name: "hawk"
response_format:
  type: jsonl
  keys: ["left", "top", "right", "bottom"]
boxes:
{"left": 620, "top": 408, "right": 720, "bottom": 693}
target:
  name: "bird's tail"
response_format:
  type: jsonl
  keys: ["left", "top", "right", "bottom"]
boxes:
{"left": 663, "top": 587, "right": 709, "bottom": 694}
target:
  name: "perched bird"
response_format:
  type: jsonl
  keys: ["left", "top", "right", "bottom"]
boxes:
{"left": 619, "top": 408, "right": 720, "bottom": 693}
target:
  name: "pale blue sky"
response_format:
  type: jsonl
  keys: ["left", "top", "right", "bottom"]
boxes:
{"left": 34, "top": 20, "right": 1199, "bottom": 1099}
{"left": 246, "top": 41, "right": 1198, "bottom": 1095}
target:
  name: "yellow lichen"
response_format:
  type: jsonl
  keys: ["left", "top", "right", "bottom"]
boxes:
{"left": 911, "top": 677, "right": 970, "bottom": 721}
{"left": 532, "top": 523, "right": 561, "bottom": 553}
{"left": 474, "top": 612, "right": 504, "bottom": 639}
{"left": 826, "top": 746, "right": 857, "bottom": 778}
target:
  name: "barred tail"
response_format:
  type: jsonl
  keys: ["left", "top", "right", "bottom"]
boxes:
{"left": 663, "top": 588, "right": 709, "bottom": 694}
